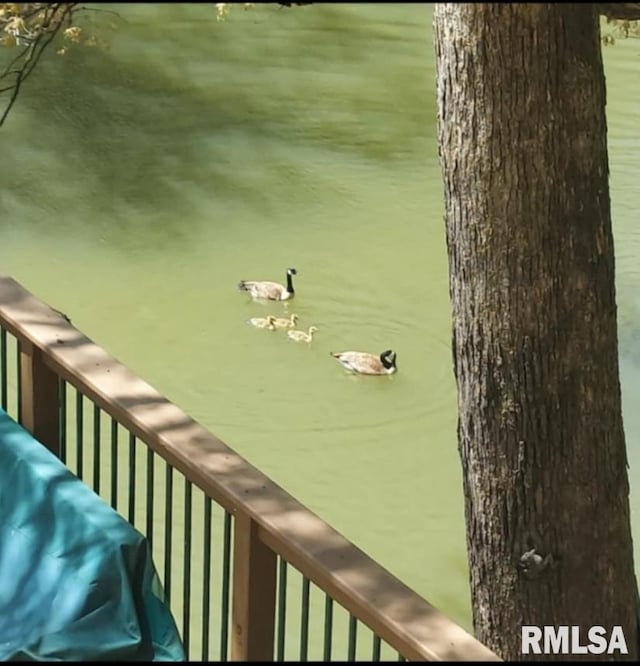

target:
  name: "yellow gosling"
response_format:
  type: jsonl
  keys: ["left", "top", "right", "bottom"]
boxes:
{"left": 287, "top": 326, "right": 318, "bottom": 343}
{"left": 274, "top": 313, "right": 299, "bottom": 329}
{"left": 248, "top": 315, "right": 277, "bottom": 331}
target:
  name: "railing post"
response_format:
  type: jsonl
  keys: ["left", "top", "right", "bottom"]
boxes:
{"left": 231, "top": 512, "right": 277, "bottom": 661}
{"left": 20, "top": 340, "right": 61, "bottom": 458}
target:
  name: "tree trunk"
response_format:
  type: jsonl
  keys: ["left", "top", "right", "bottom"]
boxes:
{"left": 434, "top": 3, "right": 638, "bottom": 661}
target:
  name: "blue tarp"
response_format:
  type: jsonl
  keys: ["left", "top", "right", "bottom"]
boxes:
{"left": 0, "top": 407, "right": 185, "bottom": 661}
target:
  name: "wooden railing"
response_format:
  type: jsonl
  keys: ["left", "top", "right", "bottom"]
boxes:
{"left": 0, "top": 273, "right": 499, "bottom": 662}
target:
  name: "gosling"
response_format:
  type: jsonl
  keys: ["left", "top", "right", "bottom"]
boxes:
{"left": 248, "top": 315, "right": 277, "bottom": 331}
{"left": 287, "top": 326, "right": 317, "bottom": 343}
{"left": 273, "top": 313, "right": 299, "bottom": 329}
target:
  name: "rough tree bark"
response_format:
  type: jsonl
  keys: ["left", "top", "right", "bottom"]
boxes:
{"left": 434, "top": 3, "right": 637, "bottom": 661}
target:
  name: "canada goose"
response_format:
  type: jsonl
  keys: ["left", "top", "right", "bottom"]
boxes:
{"left": 287, "top": 326, "right": 317, "bottom": 343}
{"left": 248, "top": 315, "right": 277, "bottom": 330}
{"left": 330, "top": 349, "right": 397, "bottom": 376}
{"left": 273, "top": 313, "right": 299, "bottom": 329}
{"left": 238, "top": 267, "right": 297, "bottom": 301}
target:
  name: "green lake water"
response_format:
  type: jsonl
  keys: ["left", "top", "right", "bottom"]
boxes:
{"left": 1, "top": 3, "right": 639, "bottom": 658}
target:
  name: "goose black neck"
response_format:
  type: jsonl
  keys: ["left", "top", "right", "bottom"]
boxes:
{"left": 286, "top": 272, "right": 295, "bottom": 294}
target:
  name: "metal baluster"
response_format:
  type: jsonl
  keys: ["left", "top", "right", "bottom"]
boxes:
{"left": 110, "top": 418, "right": 118, "bottom": 509}
{"left": 92, "top": 404, "right": 100, "bottom": 492}
{"left": 220, "top": 512, "right": 232, "bottom": 661}
{"left": 277, "top": 558, "right": 288, "bottom": 660}
{"left": 300, "top": 577, "right": 311, "bottom": 662}
{"left": 201, "top": 496, "right": 212, "bottom": 661}
{"left": 183, "top": 480, "right": 193, "bottom": 659}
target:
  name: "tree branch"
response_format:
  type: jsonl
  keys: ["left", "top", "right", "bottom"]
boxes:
{"left": 75, "top": 5, "right": 125, "bottom": 22}
{"left": 598, "top": 3, "right": 640, "bottom": 20}
{"left": 0, "top": 3, "right": 76, "bottom": 127}
{"left": 1, "top": 44, "right": 33, "bottom": 80}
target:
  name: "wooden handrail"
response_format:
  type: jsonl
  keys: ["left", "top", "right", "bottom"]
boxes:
{"left": 0, "top": 273, "right": 500, "bottom": 662}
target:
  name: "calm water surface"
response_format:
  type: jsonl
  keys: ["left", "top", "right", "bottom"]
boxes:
{"left": 1, "top": 3, "right": 639, "bottom": 654}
